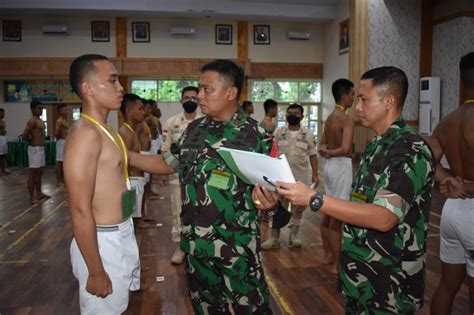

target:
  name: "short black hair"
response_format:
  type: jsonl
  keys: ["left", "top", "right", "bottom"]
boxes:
{"left": 242, "top": 101, "right": 253, "bottom": 110}
{"left": 181, "top": 86, "right": 199, "bottom": 98}
{"left": 69, "top": 54, "right": 109, "bottom": 99}
{"left": 263, "top": 99, "right": 277, "bottom": 114}
{"left": 30, "top": 101, "right": 42, "bottom": 110}
{"left": 287, "top": 103, "right": 304, "bottom": 115}
{"left": 0, "top": 108, "right": 4, "bottom": 113}
{"left": 57, "top": 104, "right": 66, "bottom": 111}
{"left": 460, "top": 52, "right": 474, "bottom": 88}
{"left": 332, "top": 78, "right": 354, "bottom": 104}
{"left": 120, "top": 93, "right": 142, "bottom": 118}
{"left": 361, "top": 66, "right": 408, "bottom": 108}
{"left": 142, "top": 99, "right": 152, "bottom": 107}
{"left": 201, "top": 59, "right": 244, "bottom": 98}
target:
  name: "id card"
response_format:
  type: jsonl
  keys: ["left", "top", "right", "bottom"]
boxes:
{"left": 350, "top": 191, "right": 368, "bottom": 203}
{"left": 208, "top": 170, "right": 230, "bottom": 190}
{"left": 121, "top": 188, "right": 137, "bottom": 219}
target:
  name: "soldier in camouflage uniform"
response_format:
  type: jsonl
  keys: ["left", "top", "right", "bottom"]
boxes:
{"left": 162, "top": 59, "right": 276, "bottom": 314}
{"left": 277, "top": 66, "right": 435, "bottom": 314}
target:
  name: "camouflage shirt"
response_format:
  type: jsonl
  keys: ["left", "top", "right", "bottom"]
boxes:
{"left": 340, "top": 116, "right": 435, "bottom": 313}
{"left": 168, "top": 106, "right": 272, "bottom": 259}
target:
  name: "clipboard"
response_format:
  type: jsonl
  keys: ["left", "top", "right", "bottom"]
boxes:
{"left": 217, "top": 147, "right": 296, "bottom": 191}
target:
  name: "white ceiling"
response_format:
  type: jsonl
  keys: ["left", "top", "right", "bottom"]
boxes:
{"left": 0, "top": 0, "right": 339, "bottom": 23}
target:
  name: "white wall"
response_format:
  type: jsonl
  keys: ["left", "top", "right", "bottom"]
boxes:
{"left": 368, "top": 0, "right": 421, "bottom": 120}
{"left": 321, "top": 0, "right": 349, "bottom": 121}
{"left": 248, "top": 21, "right": 323, "bottom": 63}
{"left": 432, "top": 17, "right": 474, "bottom": 117}
{"left": 127, "top": 18, "right": 237, "bottom": 59}
{"left": 0, "top": 15, "right": 116, "bottom": 58}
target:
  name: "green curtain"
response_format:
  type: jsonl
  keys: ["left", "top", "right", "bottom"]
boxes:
{"left": 6, "top": 141, "right": 57, "bottom": 167}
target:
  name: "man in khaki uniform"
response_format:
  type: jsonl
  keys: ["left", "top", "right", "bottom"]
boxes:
{"left": 161, "top": 86, "right": 200, "bottom": 264}
{"left": 262, "top": 103, "right": 319, "bottom": 249}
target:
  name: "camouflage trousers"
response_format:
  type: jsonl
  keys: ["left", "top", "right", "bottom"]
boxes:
{"left": 185, "top": 254, "right": 272, "bottom": 315}
{"left": 344, "top": 298, "right": 415, "bottom": 315}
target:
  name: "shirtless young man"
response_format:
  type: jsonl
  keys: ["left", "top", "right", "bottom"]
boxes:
{"left": 318, "top": 79, "right": 355, "bottom": 273}
{"left": 260, "top": 99, "right": 278, "bottom": 134}
{"left": 0, "top": 108, "right": 8, "bottom": 176}
{"left": 54, "top": 104, "right": 70, "bottom": 184}
{"left": 151, "top": 102, "right": 163, "bottom": 148}
{"left": 119, "top": 94, "right": 153, "bottom": 229}
{"left": 143, "top": 100, "right": 159, "bottom": 155}
{"left": 22, "top": 101, "right": 50, "bottom": 203}
{"left": 137, "top": 100, "right": 159, "bottom": 207}
{"left": 65, "top": 54, "right": 140, "bottom": 314}
{"left": 430, "top": 52, "right": 474, "bottom": 315}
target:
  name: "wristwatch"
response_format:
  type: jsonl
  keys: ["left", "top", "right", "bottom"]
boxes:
{"left": 309, "top": 192, "right": 324, "bottom": 212}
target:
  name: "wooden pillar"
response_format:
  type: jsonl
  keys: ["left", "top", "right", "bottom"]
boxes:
{"left": 420, "top": 0, "right": 433, "bottom": 78}
{"left": 349, "top": 0, "right": 371, "bottom": 154}
{"left": 237, "top": 21, "right": 250, "bottom": 103}
{"left": 116, "top": 17, "right": 127, "bottom": 58}
{"left": 116, "top": 17, "right": 127, "bottom": 126}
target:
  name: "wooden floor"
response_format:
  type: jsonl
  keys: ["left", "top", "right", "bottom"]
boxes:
{"left": 0, "top": 165, "right": 470, "bottom": 314}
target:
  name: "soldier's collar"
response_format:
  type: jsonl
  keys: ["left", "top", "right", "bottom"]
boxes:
{"left": 374, "top": 116, "right": 406, "bottom": 141}
{"left": 201, "top": 106, "right": 245, "bottom": 127}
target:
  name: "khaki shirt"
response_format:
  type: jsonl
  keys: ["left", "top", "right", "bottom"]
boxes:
{"left": 274, "top": 125, "right": 317, "bottom": 184}
{"left": 162, "top": 112, "right": 199, "bottom": 183}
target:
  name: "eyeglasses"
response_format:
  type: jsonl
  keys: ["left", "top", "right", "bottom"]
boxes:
{"left": 182, "top": 96, "right": 198, "bottom": 101}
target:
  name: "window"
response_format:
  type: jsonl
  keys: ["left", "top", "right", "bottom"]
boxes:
{"left": 250, "top": 80, "right": 321, "bottom": 138}
{"left": 131, "top": 79, "right": 198, "bottom": 102}
{"left": 40, "top": 108, "right": 48, "bottom": 137}
{"left": 72, "top": 108, "right": 81, "bottom": 121}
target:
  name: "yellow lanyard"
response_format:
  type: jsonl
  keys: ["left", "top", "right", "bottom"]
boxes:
{"left": 123, "top": 122, "right": 135, "bottom": 134}
{"left": 81, "top": 113, "right": 131, "bottom": 189}
{"left": 335, "top": 104, "right": 345, "bottom": 111}
{"left": 465, "top": 99, "right": 474, "bottom": 104}
{"left": 123, "top": 122, "right": 142, "bottom": 151}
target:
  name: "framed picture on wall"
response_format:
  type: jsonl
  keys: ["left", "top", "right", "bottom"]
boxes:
{"left": 91, "top": 21, "right": 110, "bottom": 42}
{"left": 3, "top": 20, "right": 21, "bottom": 42}
{"left": 254, "top": 25, "right": 270, "bottom": 45}
{"left": 132, "top": 22, "right": 150, "bottom": 42}
{"left": 215, "top": 24, "right": 232, "bottom": 45}
{"left": 339, "top": 19, "right": 349, "bottom": 55}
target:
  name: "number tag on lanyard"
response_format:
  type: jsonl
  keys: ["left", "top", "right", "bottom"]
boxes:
{"left": 121, "top": 188, "right": 137, "bottom": 218}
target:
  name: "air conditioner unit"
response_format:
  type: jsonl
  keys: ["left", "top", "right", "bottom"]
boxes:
{"left": 170, "top": 27, "right": 197, "bottom": 37}
{"left": 419, "top": 77, "right": 441, "bottom": 135}
{"left": 42, "top": 24, "right": 69, "bottom": 33}
{"left": 287, "top": 31, "right": 310, "bottom": 40}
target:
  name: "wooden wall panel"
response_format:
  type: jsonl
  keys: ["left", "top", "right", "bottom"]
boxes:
{"left": 249, "top": 62, "right": 322, "bottom": 79}
{"left": 0, "top": 58, "right": 323, "bottom": 84}
{"left": 0, "top": 58, "right": 122, "bottom": 77}
{"left": 121, "top": 58, "right": 211, "bottom": 76}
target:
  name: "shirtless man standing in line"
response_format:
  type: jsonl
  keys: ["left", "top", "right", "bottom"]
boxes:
{"left": 260, "top": 99, "right": 278, "bottom": 134}
{"left": 430, "top": 52, "right": 474, "bottom": 315}
{"left": 318, "top": 78, "right": 355, "bottom": 273}
{"left": 119, "top": 93, "right": 152, "bottom": 229}
{"left": 144, "top": 100, "right": 159, "bottom": 155}
{"left": 54, "top": 104, "right": 69, "bottom": 185}
{"left": 22, "top": 101, "right": 50, "bottom": 204}
{"left": 65, "top": 54, "right": 141, "bottom": 314}
{"left": 136, "top": 100, "right": 157, "bottom": 218}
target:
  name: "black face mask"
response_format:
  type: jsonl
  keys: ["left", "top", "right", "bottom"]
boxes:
{"left": 183, "top": 101, "right": 198, "bottom": 113}
{"left": 286, "top": 114, "right": 300, "bottom": 125}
